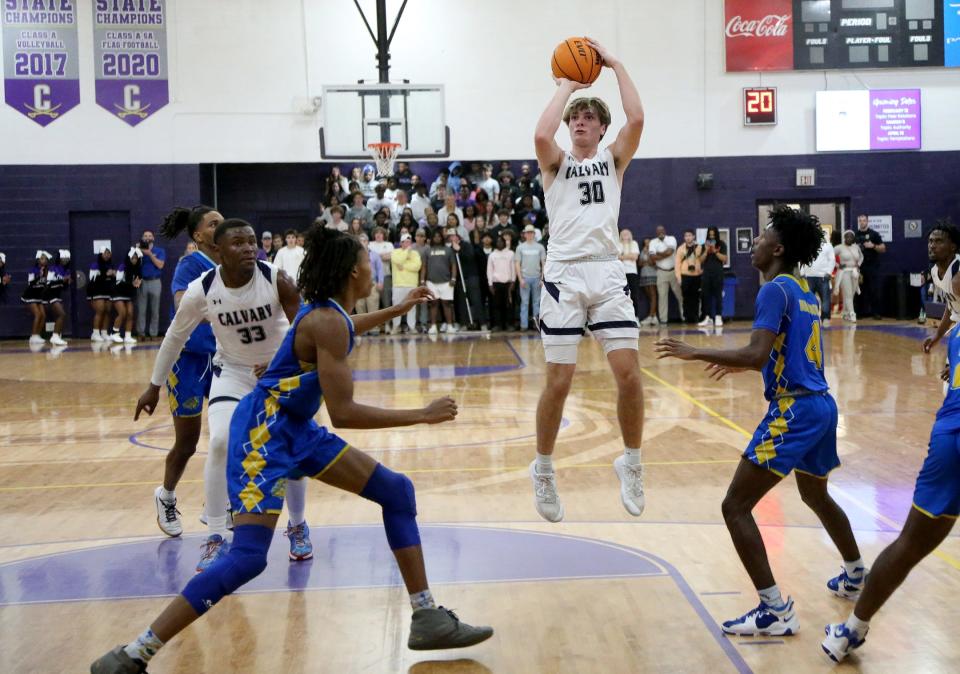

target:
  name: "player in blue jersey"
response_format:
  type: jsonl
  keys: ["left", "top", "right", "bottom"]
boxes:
{"left": 151, "top": 206, "right": 222, "bottom": 541}
{"left": 821, "top": 271, "right": 960, "bottom": 662}
{"left": 655, "top": 205, "right": 865, "bottom": 637}
{"left": 92, "top": 227, "right": 493, "bottom": 674}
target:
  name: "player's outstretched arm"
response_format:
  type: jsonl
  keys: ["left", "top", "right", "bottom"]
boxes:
{"left": 309, "top": 309, "right": 456, "bottom": 428}
{"left": 587, "top": 38, "right": 644, "bottom": 176}
{"left": 654, "top": 328, "right": 777, "bottom": 371}
{"left": 534, "top": 79, "right": 587, "bottom": 179}
{"left": 351, "top": 286, "right": 434, "bottom": 335}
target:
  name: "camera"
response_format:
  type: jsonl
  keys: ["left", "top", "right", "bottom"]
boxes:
{"left": 707, "top": 238, "right": 716, "bottom": 246}
{"left": 139, "top": 239, "right": 150, "bottom": 249}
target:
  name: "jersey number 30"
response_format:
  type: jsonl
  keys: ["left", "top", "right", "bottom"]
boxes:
{"left": 238, "top": 326, "right": 266, "bottom": 344}
{"left": 578, "top": 180, "right": 605, "bottom": 205}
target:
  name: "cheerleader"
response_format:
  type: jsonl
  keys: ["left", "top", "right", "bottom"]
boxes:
{"left": 22, "top": 249, "right": 71, "bottom": 346}
{"left": 110, "top": 247, "right": 142, "bottom": 344}
{"left": 87, "top": 247, "right": 116, "bottom": 341}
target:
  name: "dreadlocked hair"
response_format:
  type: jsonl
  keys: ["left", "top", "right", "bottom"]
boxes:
{"left": 931, "top": 217, "right": 960, "bottom": 249}
{"left": 298, "top": 225, "right": 363, "bottom": 303}
{"left": 159, "top": 205, "right": 215, "bottom": 241}
{"left": 767, "top": 204, "right": 824, "bottom": 269}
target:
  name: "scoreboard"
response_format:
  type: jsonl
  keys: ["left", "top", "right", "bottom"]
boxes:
{"left": 725, "top": 0, "right": 960, "bottom": 71}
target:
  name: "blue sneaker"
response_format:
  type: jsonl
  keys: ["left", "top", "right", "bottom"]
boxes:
{"left": 285, "top": 521, "right": 313, "bottom": 561}
{"left": 721, "top": 597, "right": 799, "bottom": 636}
{"left": 821, "top": 622, "right": 867, "bottom": 662}
{"left": 827, "top": 567, "right": 867, "bottom": 599}
{"left": 195, "top": 534, "right": 229, "bottom": 573}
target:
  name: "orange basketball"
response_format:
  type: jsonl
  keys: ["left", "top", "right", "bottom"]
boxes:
{"left": 551, "top": 37, "right": 602, "bottom": 84}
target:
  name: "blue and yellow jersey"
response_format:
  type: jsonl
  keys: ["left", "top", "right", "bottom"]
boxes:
{"left": 253, "top": 299, "right": 355, "bottom": 421}
{"left": 933, "top": 328, "right": 960, "bottom": 435}
{"left": 171, "top": 251, "right": 216, "bottom": 354}
{"left": 753, "top": 274, "right": 829, "bottom": 401}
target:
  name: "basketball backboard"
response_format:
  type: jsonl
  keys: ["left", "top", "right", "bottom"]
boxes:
{"left": 319, "top": 83, "right": 448, "bottom": 159}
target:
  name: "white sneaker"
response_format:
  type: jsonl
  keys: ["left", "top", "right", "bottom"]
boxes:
{"left": 698, "top": 318, "right": 712, "bottom": 327}
{"left": 821, "top": 622, "right": 867, "bottom": 663}
{"left": 110, "top": 331, "right": 123, "bottom": 343}
{"left": 428, "top": 324, "right": 438, "bottom": 335}
{"left": 448, "top": 324, "right": 459, "bottom": 334}
{"left": 722, "top": 597, "right": 799, "bottom": 636}
{"left": 529, "top": 460, "right": 564, "bottom": 522}
{"left": 124, "top": 333, "right": 138, "bottom": 344}
{"left": 849, "top": 314, "right": 857, "bottom": 323}
{"left": 613, "top": 455, "right": 645, "bottom": 516}
{"left": 29, "top": 334, "right": 45, "bottom": 345}
{"left": 100, "top": 330, "right": 111, "bottom": 340}
{"left": 49, "top": 333, "right": 67, "bottom": 346}
{"left": 440, "top": 323, "right": 449, "bottom": 333}
{"left": 91, "top": 330, "right": 103, "bottom": 342}
{"left": 823, "top": 319, "right": 831, "bottom": 328}
{"left": 714, "top": 316, "right": 723, "bottom": 327}
{"left": 154, "top": 486, "right": 183, "bottom": 537}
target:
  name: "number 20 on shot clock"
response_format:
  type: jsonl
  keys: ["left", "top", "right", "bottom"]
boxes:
{"left": 743, "top": 87, "right": 777, "bottom": 126}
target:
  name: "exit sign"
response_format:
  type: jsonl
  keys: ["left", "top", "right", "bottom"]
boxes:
{"left": 743, "top": 87, "right": 777, "bottom": 126}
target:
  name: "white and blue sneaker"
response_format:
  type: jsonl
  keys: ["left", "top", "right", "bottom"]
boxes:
{"left": 821, "top": 622, "right": 867, "bottom": 663}
{"left": 721, "top": 597, "right": 799, "bottom": 636}
{"left": 195, "top": 534, "right": 229, "bottom": 573}
{"left": 827, "top": 567, "right": 867, "bottom": 599}
{"left": 285, "top": 521, "right": 314, "bottom": 561}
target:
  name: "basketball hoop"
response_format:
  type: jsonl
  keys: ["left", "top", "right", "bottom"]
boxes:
{"left": 368, "top": 142, "right": 402, "bottom": 177}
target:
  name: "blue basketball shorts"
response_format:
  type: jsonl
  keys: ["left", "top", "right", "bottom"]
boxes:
{"left": 912, "top": 431, "right": 960, "bottom": 519}
{"left": 743, "top": 392, "right": 840, "bottom": 478}
{"left": 227, "top": 392, "right": 350, "bottom": 515}
{"left": 165, "top": 351, "right": 213, "bottom": 417}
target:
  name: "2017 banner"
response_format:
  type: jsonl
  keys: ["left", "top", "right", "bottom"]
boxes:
{"left": 2, "top": 0, "right": 81, "bottom": 126}
{"left": 92, "top": 0, "right": 168, "bottom": 126}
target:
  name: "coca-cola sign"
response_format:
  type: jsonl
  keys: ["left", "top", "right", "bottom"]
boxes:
{"left": 725, "top": 0, "right": 794, "bottom": 71}
{"left": 725, "top": 14, "right": 791, "bottom": 39}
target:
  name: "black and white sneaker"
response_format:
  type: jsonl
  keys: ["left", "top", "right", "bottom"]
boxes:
{"left": 154, "top": 486, "right": 182, "bottom": 537}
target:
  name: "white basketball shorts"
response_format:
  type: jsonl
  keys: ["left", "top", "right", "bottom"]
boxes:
{"left": 426, "top": 280, "right": 455, "bottom": 302}
{"left": 210, "top": 361, "right": 258, "bottom": 407}
{"left": 539, "top": 259, "right": 639, "bottom": 362}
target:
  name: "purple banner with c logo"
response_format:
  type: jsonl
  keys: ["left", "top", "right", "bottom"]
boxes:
{"left": 92, "top": 0, "right": 168, "bottom": 126}
{"left": 2, "top": 0, "right": 80, "bottom": 126}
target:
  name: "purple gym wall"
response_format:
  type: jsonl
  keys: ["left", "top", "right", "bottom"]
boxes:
{"left": 1, "top": 152, "right": 957, "bottom": 338}
{"left": 0, "top": 165, "right": 201, "bottom": 338}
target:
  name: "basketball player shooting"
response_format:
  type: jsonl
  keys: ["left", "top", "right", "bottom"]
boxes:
{"left": 530, "top": 38, "right": 645, "bottom": 522}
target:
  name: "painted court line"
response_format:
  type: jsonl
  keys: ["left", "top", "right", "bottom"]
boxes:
{"left": 641, "top": 367, "right": 960, "bottom": 572}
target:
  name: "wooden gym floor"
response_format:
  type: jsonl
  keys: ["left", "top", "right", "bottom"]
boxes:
{"left": 1, "top": 320, "right": 958, "bottom": 673}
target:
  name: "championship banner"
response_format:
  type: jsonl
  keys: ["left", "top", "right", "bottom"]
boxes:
{"left": 92, "top": 0, "right": 168, "bottom": 126}
{"left": 2, "top": 0, "right": 80, "bottom": 126}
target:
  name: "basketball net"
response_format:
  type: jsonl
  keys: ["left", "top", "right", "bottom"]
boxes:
{"left": 368, "top": 142, "right": 402, "bottom": 177}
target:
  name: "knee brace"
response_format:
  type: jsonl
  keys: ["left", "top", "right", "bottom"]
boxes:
{"left": 359, "top": 464, "right": 420, "bottom": 550}
{"left": 181, "top": 525, "right": 272, "bottom": 615}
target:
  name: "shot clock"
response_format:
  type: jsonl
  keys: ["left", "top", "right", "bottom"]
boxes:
{"left": 743, "top": 87, "right": 777, "bottom": 125}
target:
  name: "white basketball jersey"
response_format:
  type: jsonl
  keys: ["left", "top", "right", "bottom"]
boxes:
{"left": 201, "top": 261, "right": 290, "bottom": 367}
{"left": 931, "top": 255, "right": 960, "bottom": 320}
{"left": 544, "top": 146, "right": 621, "bottom": 262}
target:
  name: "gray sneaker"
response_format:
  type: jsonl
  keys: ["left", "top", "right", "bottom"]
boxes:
{"left": 408, "top": 607, "right": 494, "bottom": 650}
{"left": 90, "top": 646, "right": 147, "bottom": 673}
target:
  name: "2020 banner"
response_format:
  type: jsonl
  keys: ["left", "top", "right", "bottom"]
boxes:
{"left": 2, "top": 0, "right": 80, "bottom": 126}
{"left": 92, "top": 0, "right": 168, "bottom": 126}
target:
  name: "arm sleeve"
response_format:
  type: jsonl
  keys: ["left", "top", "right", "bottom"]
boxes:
{"left": 149, "top": 280, "right": 207, "bottom": 387}
{"left": 752, "top": 282, "right": 788, "bottom": 333}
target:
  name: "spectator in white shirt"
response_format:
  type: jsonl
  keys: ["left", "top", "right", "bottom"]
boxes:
{"left": 367, "top": 184, "right": 397, "bottom": 219}
{"left": 437, "top": 195, "right": 463, "bottom": 230}
{"left": 833, "top": 230, "right": 863, "bottom": 322}
{"left": 410, "top": 183, "right": 431, "bottom": 222}
{"left": 368, "top": 227, "right": 396, "bottom": 310}
{"left": 801, "top": 234, "right": 837, "bottom": 326}
{"left": 382, "top": 177, "right": 400, "bottom": 202}
{"left": 392, "top": 190, "right": 411, "bottom": 226}
{"left": 324, "top": 206, "right": 349, "bottom": 232}
{"left": 272, "top": 228, "right": 306, "bottom": 284}
{"left": 648, "top": 225, "right": 683, "bottom": 324}
{"left": 477, "top": 164, "right": 500, "bottom": 204}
